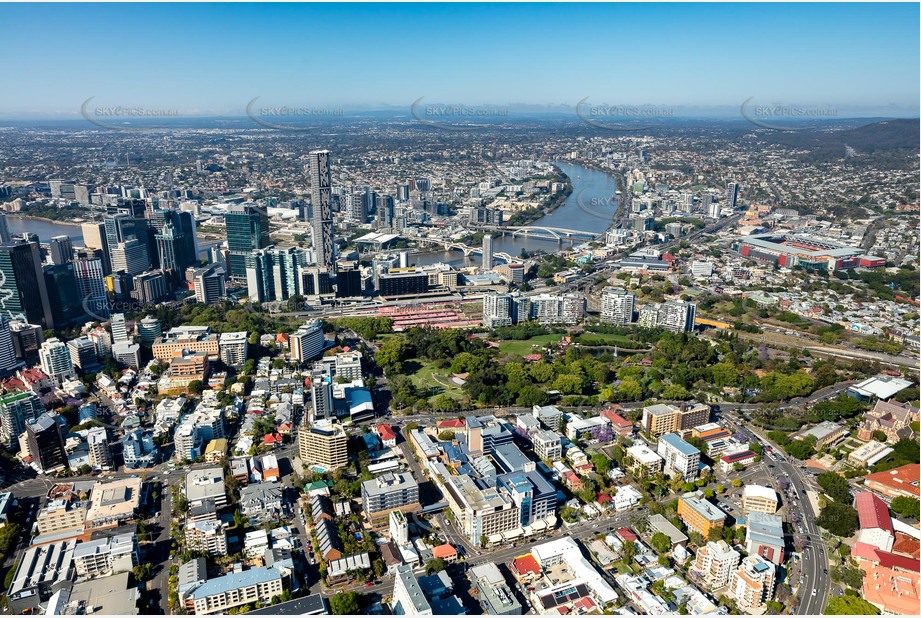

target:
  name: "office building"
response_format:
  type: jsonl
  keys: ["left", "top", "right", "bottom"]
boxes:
{"left": 600, "top": 288, "right": 635, "bottom": 326}
{"left": 309, "top": 150, "right": 336, "bottom": 275}
{"left": 81, "top": 222, "right": 110, "bottom": 273}
{"left": 153, "top": 210, "right": 198, "bottom": 279}
{"left": 43, "top": 263, "right": 87, "bottom": 327}
{"left": 441, "top": 470, "right": 520, "bottom": 545}
{"left": 110, "top": 313, "right": 130, "bottom": 343}
{"left": 152, "top": 326, "right": 219, "bottom": 361}
{"left": 361, "top": 472, "right": 420, "bottom": 526}
{"left": 112, "top": 342, "right": 141, "bottom": 368}
{"left": 40, "top": 337, "right": 75, "bottom": 384}
{"left": 225, "top": 203, "right": 270, "bottom": 279}
{"left": 678, "top": 493, "right": 727, "bottom": 537}
{"left": 0, "top": 212, "right": 9, "bottom": 242}
{"left": 10, "top": 321, "right": 43, "bottom": 363}
{"left": 0, "top": 315, "right": 20, "bottom": 375}
{"left": 378, "top": 271, "right": 428, "bottom": 296}
{"left": 131, "top": 269, "right": 168, "bottom": 304}
{"left": 290, "top": 320, "right": 325, "bottom": 363}
{"left": 68, "top": 336, "right": 101, "bottom": 373}
{"left": 729, "top": 556, "right": 775, "bottom": 612}
{"left": 185, "top": 468, "right": 228, "bottom": 509}
{"left": 470, "top": 562, "right": 522, "bottom": 615}
{"left": 0, "top": 390, "right": 44, "bottom": 449}
{"left": 26, "top": 413, "right": 68, "bottom": 473}
{"left": 49, "top": 235, "right": 73, "bottom": 265}
{"left": 189, "top": 264, "right": 226, "bottom": 304}
{"left": 497, "top": 471, "right": 556, "bottom": 527}
{"left": 298, "top": 421, "right": 347, "bottom": 471}
{"left": 0, "top": 241, "right": 54, "bottom": 328}
{"left": 110, "top": 238, "right": 151, "bottom": 276}
{"left": 692, "top": 540, "right": 740, "bottom": 591}
{"left": 137, "top": 316, "right": 162, "bottom": 345}
{"left": 73, "top": 255, "right": 108, "bottom": 319}
{"left": 35, "top": 499, "right": 88, "bottom": 537}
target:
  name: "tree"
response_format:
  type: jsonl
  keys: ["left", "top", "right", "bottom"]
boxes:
{"left": 651, "top": 532, "right": 671, "bottom": 554}
{"left": 329, "top": 592, "right": 361, "bottom": 615}
{"left": 132, "top": 563, "right": 155, "bottom": 582}
{"left": 817, "top": 472, "right": 851, "bottom": 504}
{"left": 891, "top": 496, "right": 920, "bottom": 520}
{"left": 816, "top": 503, "right": 859, "bottom": 537}
{"left": 621, "top": 539, "right": 636, "bottom": 564}
{"left": 377, "top": 337, "right": 410, "bottom": 374}
{"left": 425, "top": 558, "right": 446, "bottom": 575}
{"left": 824, "top": 595, "right": 879, "bottom": 615}
{"left": 731, "top": 479, "right": 743, "bottom": 488}
{"left": 0, "top": 523, "right": 21, "bottom": 555}
{"left": 187, "top": 379, "right": 203, "bottom": 395}
{"left": 591, "top": 453, "right": 611, "bottom": 477}
{"left": 831, "top": 566, "right": 865, "bottom": 590}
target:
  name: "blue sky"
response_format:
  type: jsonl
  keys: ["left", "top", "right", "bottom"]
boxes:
{"left": 0, "top": 3, "right": 918, "bottom": 117}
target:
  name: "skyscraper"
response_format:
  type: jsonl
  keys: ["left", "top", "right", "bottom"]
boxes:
{"left": 81, "top": 222, "right": 111, "bottom": 274}
{"left": 48, "top": 235, "right": 74, "bottom": 265}
{"left": 43, "top": 263, "right": 86, "bottom": 327}
{"left": 726, "top": 182, "right": 740, "bottom": 210}
{"left": 658, "top": 300, "right": 697, "bottom": 333}
{"left": 482, "top": 234, "right": 494, "bottom": 269}
{"left": 245, "top": 246, "right": 312, "bottom": 303}
{"left": 482, "top": 293, "right": 512, "bottom": 327}
{"left": 0, "top": 390, "right": 44, "bottom": 449}
{"left": 188, "top": 264, "right": 226, "bottom": 305}
{"left": 154, "top": 210, "right": 198, "bottom": 281}
{"left": 73, "top": 253, "right": 109, "bottom": 320}
{"left": 110, "top": 238, "right": 150, "bottom": 276}
{"left": 309, "top": 150, "right": 336, "bottom": 275}
{"left": 0, "top": 315, "right": 21, "bottom": 376}
{"left": 0, "top": 241, "right": 54, "bottom": 328}
{"left": 0, "top": 213, "right": 9, "bottom": 243}
{"left": 39, "top": 337, "right": 75, "bottom": 384}
{"left": 225, "top": 203, "right": 270, "bottom": 280}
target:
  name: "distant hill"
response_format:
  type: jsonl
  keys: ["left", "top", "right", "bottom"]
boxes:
{"left": 760, "top": 118, "right": 919, "bottom": 166}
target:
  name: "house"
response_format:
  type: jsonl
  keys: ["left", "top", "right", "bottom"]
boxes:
{"left": 375, "top": 424, "right": 397, "bottom": 448}
{"left": 239, "top": 482, "right": 284, "bottom": 520}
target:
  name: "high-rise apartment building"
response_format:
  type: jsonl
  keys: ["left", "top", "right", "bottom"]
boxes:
{"left": 601, "top": 288, "right": 635, "bottom": 326}
{"left": 692, "top": 540, "right": 740, "bottom": 591}
{"left": 48, "top": 236, "right": 74, "bottom": 265}
{"left": 308, "top": 150, "right": 336, "bottom": 275}
{"left": 289, "top": 320, "right": 325, "bottom": 363}
{"left": 658, "top": 300, "right": 697, "bottom": 333}
{"left": 482, "top": 234, "right": 494, "bottom": 269}
{"left": 482, "top": 293, "right": 512, "bottom": 328}
{"left": 39, "top": 337, "right": 75, "bottom": 384}
{"left": 297, "top": 421, "right": 347, "bottom": 471}
{"left": 0, "top": 390, "right": 44, "bottom": 449}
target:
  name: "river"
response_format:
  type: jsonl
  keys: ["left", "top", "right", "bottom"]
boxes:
{"left": 412, "top": 161, "right": 619, "bottom": 267}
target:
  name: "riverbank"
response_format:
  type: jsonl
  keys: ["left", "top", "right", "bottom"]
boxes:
{"left": 504, "top": 167, "right": 573, "bottom": 227}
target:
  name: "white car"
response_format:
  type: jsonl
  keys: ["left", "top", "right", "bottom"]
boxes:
{"left": 812, "top": 589, "right": 817, "bottom": 596}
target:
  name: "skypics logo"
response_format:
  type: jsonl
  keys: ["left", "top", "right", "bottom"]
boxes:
{"left": 740, "top": 97, "right": 839, "bottom": 130}
{"left": 411, "top": 98, "right": 509, "bottom": 131}
{"left": 576, "top": 98, "right": 674, "bottom": 132}
{"left": 82, "top": 294, "right": 144, "bottom": 322}
{"left": 575, "top": 187, "right": 619, "bottom": 222}
{"left": 246, "top": 97, "right": 344, "bottom": 131}
{"left": 80, "top": 97, "right": 181, "bottom": 131}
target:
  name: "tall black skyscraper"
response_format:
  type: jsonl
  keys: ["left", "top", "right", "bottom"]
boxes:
{"left": 0, "top": 241, "right": 53, "bottom": 328}
{"left": 43, "top": 264, "right": 86, "bottom": 327}
{"left": 154, "top": 210, "right": 198, "bottom": 281}
{"left": 726, "top": 182, "right": 740, "bottom": 210}
{"left": 309, "top": 150, "right": 336, "bottom": 276}
{"left": 26, "top": 413, "right": 68, "bottom": 473}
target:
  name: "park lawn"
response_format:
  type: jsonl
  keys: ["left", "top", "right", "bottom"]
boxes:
{"left": 580, "top": 331, "right": 635, "bottom": 345}
{"left": 405, "top": 358, "right": 466, "bottom": 400}
{"left": 497, "top": 334, "right": 564, "bottom": 356}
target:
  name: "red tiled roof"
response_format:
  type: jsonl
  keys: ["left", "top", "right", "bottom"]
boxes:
{"left": 512, "top": 553, "right": 541, "bottom": 576}
{"left": 601, "top": 409, "right": 632, "bottom": 427}
{"left": 437, "top": 419, "right": 465, "bottom": 429}
{"left": 616, "top": 528, "right": 638, "bottom": 541}
{"left": 432, "top": 544, "right": 457, "bottom": 559}
{"left": 865, "top": 464, "right": 921, "bottom": 498}
{"left": 376, "top": 424, "right": 395, "bottom": 441}
{"left": 721, "top": 450, "right": 756, "bottom": 463}
{"left": 853, "top": 541, "right": 921, "bottom": 573}
{"left": 263, "top": 433, "right": 282, "bottom": 445}
{"left": 892, "top": 533, "right": 921, "bottom": 560}
{"left": 855, "top": 492, "right": 893, "bottom": 533}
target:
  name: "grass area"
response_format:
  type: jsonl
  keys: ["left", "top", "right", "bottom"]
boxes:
{"left": 405, "top": 358, "right": 466, "bottom": 400}
{"left": 497, "top": 334, "right": 565, "bottom": 356}
{"left": 578, "top": 331, "right": 635, "bottom": 345}
{"left": 613, "top": 561, "right": 636, "bottom": 574}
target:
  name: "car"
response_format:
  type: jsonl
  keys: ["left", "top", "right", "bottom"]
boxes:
{"left": 366, "top": 582, "right": 374, "bottom": 587}
{"left": 812, "top": 589, "right": 817, "bottom": 596}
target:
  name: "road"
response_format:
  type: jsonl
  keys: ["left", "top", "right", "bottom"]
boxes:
{"left": 722, "top": 411, "right": 830, "bottom": 615}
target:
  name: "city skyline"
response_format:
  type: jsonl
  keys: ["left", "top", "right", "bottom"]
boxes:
{"left": 0, "top": 3, "right": 918, "bottom": 118}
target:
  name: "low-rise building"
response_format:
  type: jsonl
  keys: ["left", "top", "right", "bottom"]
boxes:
{"left": 470, "top": 562, "right": 522, "bottom": 615}
{"left": 626, "top": 444, "right": 663, "bottom": 477}
{"left": 678, "top": 493, "right": 727, "bottom": 537}
{"left": 6, "top": 540, "right": 75, "bottom": 612}
{"left": 185, "top": 467, "right": 228, "bottom": 509}
{"left": 741, "top": 485, "right": 778, "bottom": 515}
{"left": 186, "top": 567, "right": 284, "bottom": 615}
{"left": 745, "top": 512, "right": 785, "bottom": 565}
{"left": 72, "top": 533, "right": 138, "bottom": 579}
{"left": 85, "top": 477, "right": 143, "bottom": 529}
{"left": 361, "top": 472, "right": 420, "bottom": 527}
